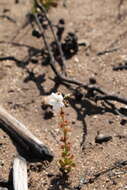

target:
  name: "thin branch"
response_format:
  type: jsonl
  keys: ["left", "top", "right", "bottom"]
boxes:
{"left": 113, "top": 64, "right": 127, "bottom": 71}
{"left": 95, "top": 95, "right": 127, "bottom": 105}
{"left": 33, "top": 10, "right": 127, "bottom": 108}
{"left": 73, "top": 160, "right": 127, "bottom": 190}
{"left": 97, "top": 47, "right": 119, "bottom": 56}
{"left": 34, "top": 0, "right": 67, "bottom": 75}
{"left": 0, "top": 15, "right": 16, "bottom": 23}
{"left": 0, "top": 56, "right": 21, "bottom": 63}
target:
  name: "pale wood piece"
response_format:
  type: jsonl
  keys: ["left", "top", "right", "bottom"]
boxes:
{"left": 0, "top": 106, "right": 42, "bottom": 145}
{"left": 13, "top": 156, "right": 28, "bottom": 190}
{"left": 0, "top": 106, "right": 53, "bottom": 162}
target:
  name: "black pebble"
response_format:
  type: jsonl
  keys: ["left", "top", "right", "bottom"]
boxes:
{"left": 89, "top": 77, "right": 96, "bottom": 84}
{"left": 95, "top": 133, "right": 112, "bottom": 144}
{"left": 120, "top": 119, "right": 127, "bottom": 126}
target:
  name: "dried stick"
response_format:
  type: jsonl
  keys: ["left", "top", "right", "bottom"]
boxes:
{"left": 0, "top": 106, "right": 53, "bottom": 162}
{"left": 33, "top": 15, "right": 106, "bottom": 94}
{"left": 95, "top": 95, "right": 127, "bottom": 105}
{"left": 13, "top": 156, "right": 28, "bottom": 190}
{"left": 97, "top": 47, "right": 119, "bottom": 56}
{"left": 0, "top": 15, "right": 16, "bottom": 23}
{"left": 113, "top": 64, "right": 127, "bottom": 71}
{"left": 73, "top": 160, "right": 127, "bottom": 190}
{"left": 34, "top": 0, "right": 66, "bottom": 75}
{"left": 33, "top": 10, "right": 127, "bottom": 109}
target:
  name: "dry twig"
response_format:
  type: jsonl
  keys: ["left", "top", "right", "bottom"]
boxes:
{"left": 32, "top": 2, "right": 127, "bottom": 108}
{"left": 34, "top": 0, "right": 66, "bottom": 75}
{"left": 73, "top": 160, "right": 127, "bottom": 190}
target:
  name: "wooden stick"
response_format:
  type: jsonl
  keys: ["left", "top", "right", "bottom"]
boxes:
{"left": 0, "top": 106, "right": 53, "bottom": 162}
{"left": 34, "top": 0, "right": 67, "bottom": 75}
{"left": 13, "top": 156, "right": 28, "bottom": 190}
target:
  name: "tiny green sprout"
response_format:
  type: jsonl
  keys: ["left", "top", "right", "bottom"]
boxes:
{"left": 32, "top": 0, "right": 59, "bottom": 12}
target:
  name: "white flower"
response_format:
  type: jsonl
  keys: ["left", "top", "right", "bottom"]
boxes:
{"left": 48, "top": 92, "right": 64, "bottom": 112}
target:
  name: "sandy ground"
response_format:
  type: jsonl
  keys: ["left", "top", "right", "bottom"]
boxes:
{"left": 1, "top": 0, "right": 127, "bottom": 190}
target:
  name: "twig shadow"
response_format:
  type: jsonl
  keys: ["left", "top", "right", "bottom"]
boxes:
{"left": 0, "top": 163, "right": 13, "bottom": 190}
{"left": 67, "top": 91, "right": 126, "bottom": 148}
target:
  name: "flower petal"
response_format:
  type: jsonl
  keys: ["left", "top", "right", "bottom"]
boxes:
{"left": 57, "top": 94, "right": 64, "bottom": 101}
{"left": 47, "top": 92, "right": 64, "bottom": 113}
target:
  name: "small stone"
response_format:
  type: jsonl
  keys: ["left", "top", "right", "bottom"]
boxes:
{"left": 47, "top": 173, "right": 54, "bottom": 177}
{"left": 0, "top": 143, "right": 3, "bottom": 147}
{"left": 72, "top": 120, "right": 76, "bottom": 124}
{"left": 93, "top": 115, "right": 98, "bottom": 119}
{"left": 109, "top": 120, "right": 113, "bottom": 124}
{"left": 74, "top": 56, "right": 79, "bottom": 63}
{"left": 95, "top": 132, "right": 112, "bottom": 144}
{"left": 89, "top": 77, "right": 96, "bottom": 84}
{"left": 54, "top": 128, "right": 59, "bottom": 133}
{"left": 120, "top": 119, "right": 127, "bottom": 126}
{"left": 121, "top": 55, "right": 127, "bottom": 63}
{"left": 78, "top": 39, "right": 90, "bottom": 47}
{"left": 0, "top": 160, "right": 4, "bottom": 167}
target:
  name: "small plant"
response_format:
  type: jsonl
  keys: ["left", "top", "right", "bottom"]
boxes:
{"left": 32, "top": 0, "right": 59, "bottom": 12}
{"left": 47, "top": 92, "right": 75, "bottom": 175}
{"left": 59, "top": 108, "right": 75, "bottom": 175}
